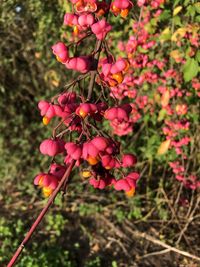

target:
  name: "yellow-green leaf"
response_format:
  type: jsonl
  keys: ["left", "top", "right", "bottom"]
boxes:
{"left": 157, "top": 140, "right": 171, "bottom": 155}
{"left": 173, "top": 6, "right": 183, "bottom": 16}
{"left": 161, "top": 90, "right": 170, "bottom": 107}
{"left": 158, "top": 109, "right": 167, "bottom": 122}
{"left": 170, "top": 50, "right": 182, "bottom": 59}
{"left": 171, "top": 27, "right": 187, "bottom": 42}
{"left": 183, "top": 58, "right": 199, "bottom": 82}
{"left": 159, "top": 27, "right": 171, "bottom": 42}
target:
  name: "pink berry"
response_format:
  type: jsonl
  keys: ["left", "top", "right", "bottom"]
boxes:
{"left": 40, "top": 139, "right": 65, "bottom": 157}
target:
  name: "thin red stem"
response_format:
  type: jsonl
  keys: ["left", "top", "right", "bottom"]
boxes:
{"left": 7, "top": 160, "right": 75, "bottom": 267}
{"left": 87, "top": 39, "right": 102, "bottom": 101}
{"left": 87, "top": 0, "right": 112, "bottom": 101}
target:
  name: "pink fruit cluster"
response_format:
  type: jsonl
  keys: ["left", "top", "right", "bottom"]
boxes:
{"left": 50, "top": 0, "right": 133, "bottom": 73}
{"left": 34, "top": 0, "right": 139, "bottom": 198}
{"left": 36, "top": 129, "right": 139, "bottom": 196}
{"left": 64, "top": 13, "right": 95, "bottom": 30}
{"left": 51, "top": 1, "right": 114, "bottom": 72}
{"left": 36, "top": 90, "right": 140, "bottom": 196}
{"left": 169, "top": 162, "right": 200, "bottom": 190}
{"left": 137, "top": 0, "right": 165, "bottom": 8}
{"left": 38, "top": 93, "right": 136, "bottom": 136}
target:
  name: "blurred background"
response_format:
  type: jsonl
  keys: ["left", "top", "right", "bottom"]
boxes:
{"left": 0, "top": 0, "right": 199, "bottom": 266}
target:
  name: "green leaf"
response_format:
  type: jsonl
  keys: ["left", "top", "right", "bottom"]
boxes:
{"left": 195, "top": 50, "right": 200, "bottom": 62}
{"left": 196, "top": 15, "right": 200, "bottom": 22}
{"left": 112, "top": 261, "right": 118, "bottom": 267}
{"left": 158, "top": 109, "right": 167, "bottom": 122}
{"left": 173, "top": 15, "right": 182, "bottom": 26}
{"left": 138, "top": 46, "right": 148, "bottom": 54}
{"left": 184, "top": 0, "right": 191, "bottom": 7}
{"left": 159, "top": 10, "right": 171, "bottom": 21}
{"left": 196, "top": 50, "right": 200, "bottom": 63}
{"left": 194, "top": 3, "right": 200, "bottom": 14}
{"left": 174, "top": 0, "right": 181, "bottom": 6}
{"left": 183, "top": 58, "right": 199, "bottom": 82}
{"left": 186, "top": 5, "right": 196, "bottom": 17}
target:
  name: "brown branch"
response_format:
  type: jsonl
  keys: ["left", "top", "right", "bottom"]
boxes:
{"left": 87, "top": 39, "right": 102, "bottom": 101}
{"left": 7, "top": 160, "right": 75, "bottom": 267}
{"left": 161, "top": 188, "right": 190, "bottom": 247}
{"left": 87, "top": 0, "right": 112, "bottom": 101}
{"left": 176, "top": 196, "right": 200, "bottom": 245}
{"left": 140, "top": 248, "right": 171, "bottom": 259}
{"left": 97, "top": 214, "right": 200, "bottom": 262}
{"left": 125, "top": 222, "right": 200, "bottom": 262}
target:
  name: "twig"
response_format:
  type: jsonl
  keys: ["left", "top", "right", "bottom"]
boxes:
{"left": 140, "top": 248, "right": 171, "bottom": 259}
{"left": 161, "top": 188, "right": 190, "bottom": 246}
{"left": 87, "top": 40, "right": 102, "bottom": 101}
{"left": 174, "top": 183, "right": 183, "bottom": 207}
{"left": 96, "top": 214, "right": 132, "bottom": 242}
{"left": 64, "top": 73, "right": 89, "bottom": 89}
{"left": 7, "top": 160, "right": 75, "bottom": 267}
{"left": 87, "top": 0, "right": 112, "bottom": 101}
{"left": 124, "top": 223, "right": 200, "bottom": 262}
{"left": 51, "top": 73, "right": 89, "bottom": 103}
{"left": 52, "top": 117, "right": 69, "bottom": 138}
{"left": 176, "top": 196, "right": 200, "bottom": 245}
{"left": 107, "top": 237, "right": 129, "bottom": 257}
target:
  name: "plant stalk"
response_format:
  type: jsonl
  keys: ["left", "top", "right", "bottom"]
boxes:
{"left": 7, "top": 160, "right": 75, "bottom": 267}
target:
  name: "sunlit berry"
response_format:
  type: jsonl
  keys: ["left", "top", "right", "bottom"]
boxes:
{"left": 49, "top": 163, "right": 66, "bottom": 179}
{"left": 122, "top": 154, "right": 137, "bottom": 167}
{"left": 104, "top": 105, "right": 132, "bottom": 122}
{"left": 101, "top": 155, "right": 119, "bottom": 169}
{"left": 34, "top": 173, "right": 59, "bottom": 197}
{"left": 64, "top": 13, "right": 78, "bottom": 26}
{"left": 52, "top": 42, "right": 69, "bottom": 64}
{"left": 76, "top": 103, "right": 97, "bottom": 118}
{"left": 91, "top": 19, "right": 112, "bottom": 40}
{"left": 38, "top": 101, "right": 63, "bottom": 125}
{"left": 40, "top": 139, "right": 65, "bottom": 157}
{"left": 111, "top": 0, "right": 133, "bottom": 18}
{"left": 65, "top": 142, "right": 82, "bottom": 160}
{"left": 65, "top": 56, "right": 91, "bottom": 73}
{"left": 78, "top": 13, "right": 95, "bottom": 27}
